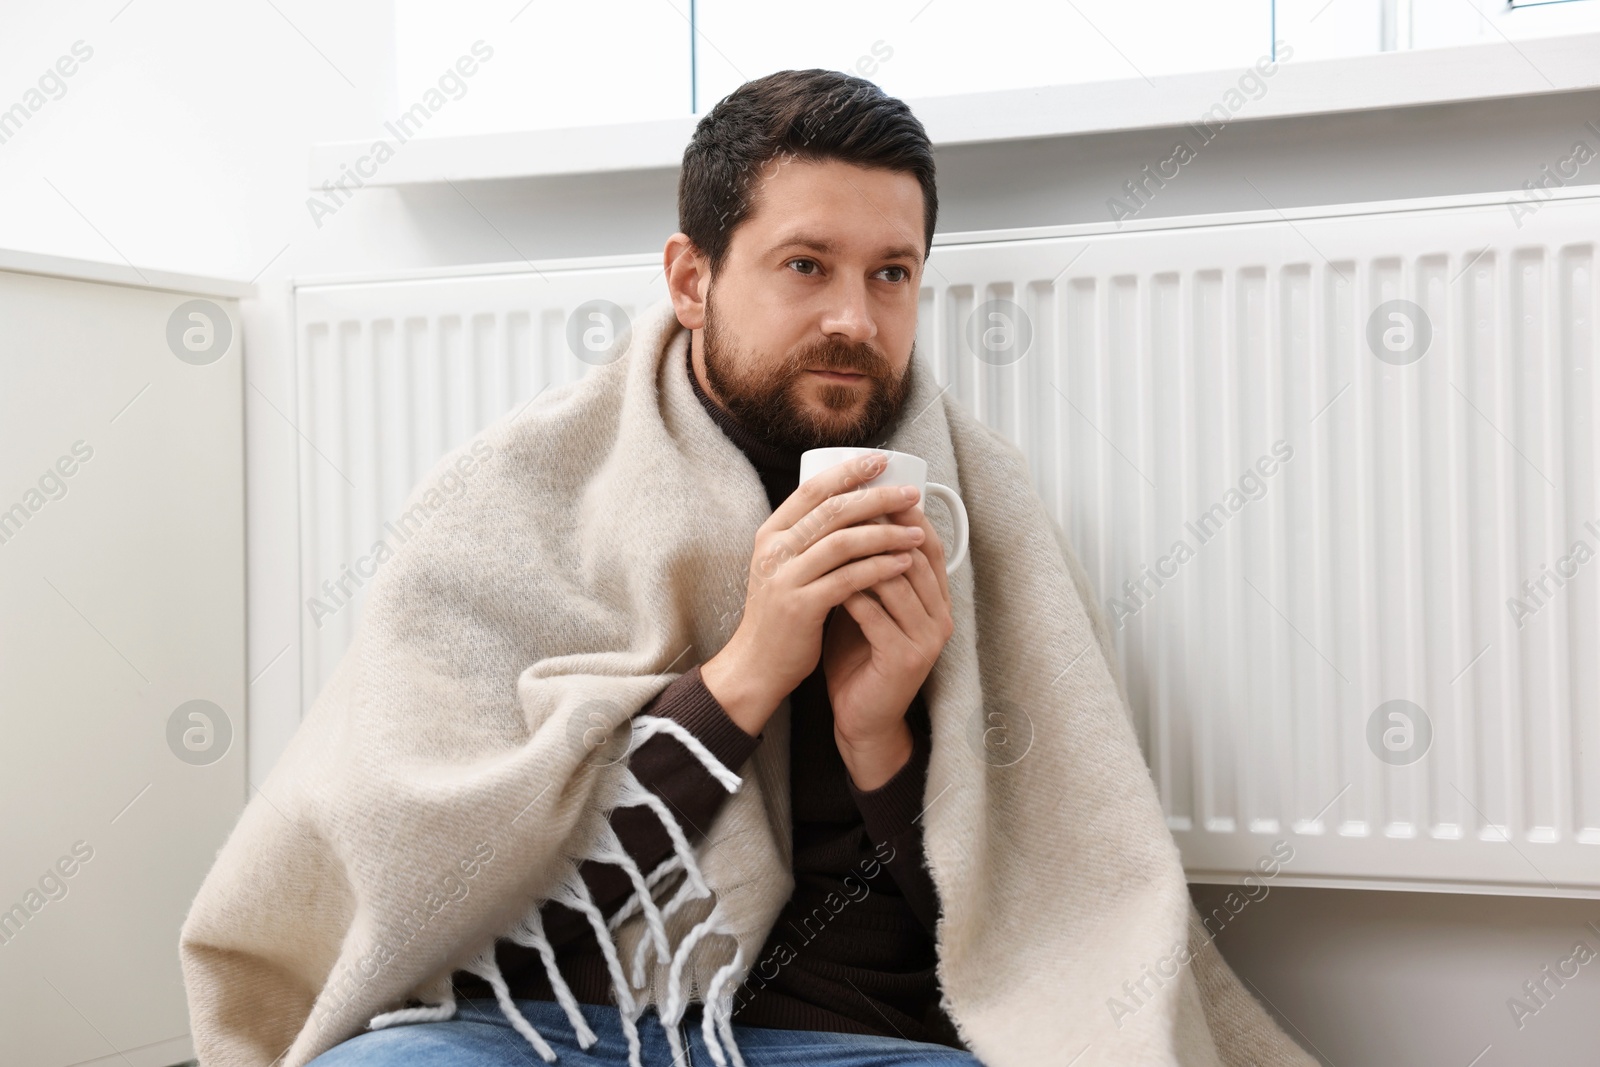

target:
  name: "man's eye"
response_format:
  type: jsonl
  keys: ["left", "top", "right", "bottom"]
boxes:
{"left": 788, "top": 258, "right": 819, "bottom": 275}
{"left": 879, "top": 266, "right": 909, "bottom": 283}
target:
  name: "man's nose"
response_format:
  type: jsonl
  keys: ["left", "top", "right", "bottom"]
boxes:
{"left": 818, "top": 279, "right": 877, "bottom": 345}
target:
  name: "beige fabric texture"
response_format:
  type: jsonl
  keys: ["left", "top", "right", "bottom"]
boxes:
{"left": 179, "top": 295, "right": 1316, "bottom": 1067}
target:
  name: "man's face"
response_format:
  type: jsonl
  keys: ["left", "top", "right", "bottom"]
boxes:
{"left": 693, "top": 157, "right": 925, "bottom": 452}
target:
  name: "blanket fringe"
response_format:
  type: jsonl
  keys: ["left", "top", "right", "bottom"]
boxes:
{"left": 628, "top": 713, "right": 744, "bottom": 792}
{"left": 660, "top": 896, "right": 728, "bottom": 1034}
{"left": 630, "top": 856, "right": 710, "bottom": 990}
{"left": 507, "top": 907, "right": 599, "bottom": 1049}
{"left": 548, "top": 871, "right": 645, "bottom": 1067}
{"left": 367, "top": 702, "right": 753, "bottom": 1067}
{"left": 608, "top": 851, "right": 684, "bottom": 936}
{"left": 586, "top": 815, "right": 674, "bottom": 966}
{"left": 614, "top": 709, "right": 745, "bottom": 993}
{"left": 366, "top": 988, "right": 457, "bottom": 1030}
{"left": 612, "top": 708, "right": 750, "bottom": 1067}
{"left": 701, "top": 939, "right": 749, "bottom": 1067}
{"left": 463, "top": 946, "right": 558, "bottom": 1062}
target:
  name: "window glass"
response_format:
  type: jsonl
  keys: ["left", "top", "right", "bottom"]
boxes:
{"left": 693, "top": 0, "right": 1269, "bottom": 107}
{"left": 392, "top": 0, "right": 691, "bottom": 137}
{"left": 389, "top": 0, "right": 1600, "bottom": 136}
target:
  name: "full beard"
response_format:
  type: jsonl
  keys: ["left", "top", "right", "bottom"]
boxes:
{"left": 701, "top": 289, "right": 913, "bottom": 453}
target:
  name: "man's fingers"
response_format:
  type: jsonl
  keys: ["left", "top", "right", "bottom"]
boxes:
{"left": 841, "top": 587, "right": 904, "bottom": 650}
{"left": 894, "top": 546, "right": 947, "bottom": 631}
{"left": 882, "top": 502, "right": 950, "bottom": 601}
{"left": 784, "top": 522, "right": 924, "bottom": 591}
{"left": 823, "top": 552, "right": 914, "bottom": 612}
{"left": 870, "top": 570, "right": 940, "bottom": 664}
{"left": 770, "top": 454, "right": 883, "bottom": 532}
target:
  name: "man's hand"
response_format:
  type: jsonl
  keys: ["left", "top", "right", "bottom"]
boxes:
{"left": 822, "top": 491, "right": 955, "bottom": 790}
{"left": 699, "top": 453, "right": 931, "bottom": 740}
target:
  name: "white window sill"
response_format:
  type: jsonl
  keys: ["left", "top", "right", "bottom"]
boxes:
{"left": 308, "top": 32, "right": 1600, "bottom": 189}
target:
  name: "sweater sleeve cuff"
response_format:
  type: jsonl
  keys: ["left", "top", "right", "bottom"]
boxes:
{"left": 847, "top": 716, "right": 930, "bottom": 841}
{"left": 638, "top": 663, "right": 763, "bottom": 774}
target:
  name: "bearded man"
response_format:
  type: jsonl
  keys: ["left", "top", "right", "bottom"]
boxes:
{"left": 181, "top": 68, "right": 1314, "bottom": 1067}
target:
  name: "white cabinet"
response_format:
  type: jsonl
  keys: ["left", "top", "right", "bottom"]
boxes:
{"left": 0, "top": 251, "right": 250, "bottom": 1067}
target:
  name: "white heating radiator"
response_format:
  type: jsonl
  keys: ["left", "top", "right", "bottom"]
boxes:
{"left": 292, "top": 189, "right": 1600, "bottom": 897}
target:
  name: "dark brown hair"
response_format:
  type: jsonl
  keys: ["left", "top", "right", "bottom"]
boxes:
{"left": 678, "top": 69, "right": 938, "bottom": 277}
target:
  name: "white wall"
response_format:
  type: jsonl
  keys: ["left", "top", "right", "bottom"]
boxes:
{"left": 4, "top": 3, "right": 1600, "bottom": 1065}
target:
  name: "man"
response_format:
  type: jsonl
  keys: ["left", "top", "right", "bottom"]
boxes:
{"left": 183, "top": 68, "right": 1313, "bottom": 1067}
{"left": 316, "top": 65, "right": 963, "bottom": 1066}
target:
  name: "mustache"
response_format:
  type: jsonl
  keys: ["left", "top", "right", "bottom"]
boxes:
{"left": 790, "top": 340, "right": 889, "bottom": 378}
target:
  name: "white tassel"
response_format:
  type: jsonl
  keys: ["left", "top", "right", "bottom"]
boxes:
{"left": 710, "top": 910, "right": 749, "bottom": 1067}
{"left": 633, "top": 857, "right": 716, "bottom": 991}
{"left": 629, "top": 713, "right": 744, "bottom": 792}
{"left": 612, "top": 771, "right": 710, "bottom": 899}
{"left": 462, "top": 947, "right": 557, "bottom": 1063}
{"left": 608, "top": 703, "right": 746, "bottom": 995}
{"left": 609, "top": 851, "right": 684, "bottom": 934}
{"left": 365, "top": 698, "right": 749, "bottom": 1064}
{"left": 548, "top": 871, "right": 645, "bottom": 1067}
{"left": 507, "top": 907, "right": 598, "bottom": 1049}
{"left": 662, "top": 1005, "right": 690, "bottom": 1066}
{"left": 628, "top": 828, "right": 716, "bottom": 989}
{"left": 661, "top": 897, "right": 727, "bottom": 1032}
{"left": 629, "top": 918, "right": 659, "bottom": 993}
{"left": 701, "top": 942, "right": 748, "bottom": 1067}
{"left": 602, "top": 762, "right": 718, "bottom": 991}
{"left": 619, "top": 857, "right": 693, "bottom": 989}
{"left": 367, "top": 989, "right": 457, "bottom": 1030}
{"left": 435, "top": 700, "right": 746, "bottom": 1067}
{"left": 621, "top": 995, "right": 653, "bottom": 1067}
{"left": 716, "top": 1001, "right": 748, "bottom": 1067}
{"left": 585, "top": 813, "right": 674, "bottom": 966}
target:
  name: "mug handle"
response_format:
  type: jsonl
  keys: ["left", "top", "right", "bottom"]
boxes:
{"left": 922, "top": 482, "right": 969, "bottom": 574}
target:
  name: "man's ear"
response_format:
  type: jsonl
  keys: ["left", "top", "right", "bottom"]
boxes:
{"left": 664, "top": 233, "right": 709, "bottom": 330}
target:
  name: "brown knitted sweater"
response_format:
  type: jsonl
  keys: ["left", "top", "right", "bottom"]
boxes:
{"left": 453, "top": 337, "right": 959, "bottom": 1047}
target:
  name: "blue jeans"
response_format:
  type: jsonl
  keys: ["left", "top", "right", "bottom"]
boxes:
{"left": 307, "top": 996, "right": 984, "bottom": 1066}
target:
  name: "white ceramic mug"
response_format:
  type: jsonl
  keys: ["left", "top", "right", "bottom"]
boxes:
{"left": 798, "top": 447, "right": 969, "bottom": 574}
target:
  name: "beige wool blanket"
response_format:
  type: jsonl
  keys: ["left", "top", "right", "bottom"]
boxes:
{"left": 179, "top": 295, "right": 1315, "bottom": 1067}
